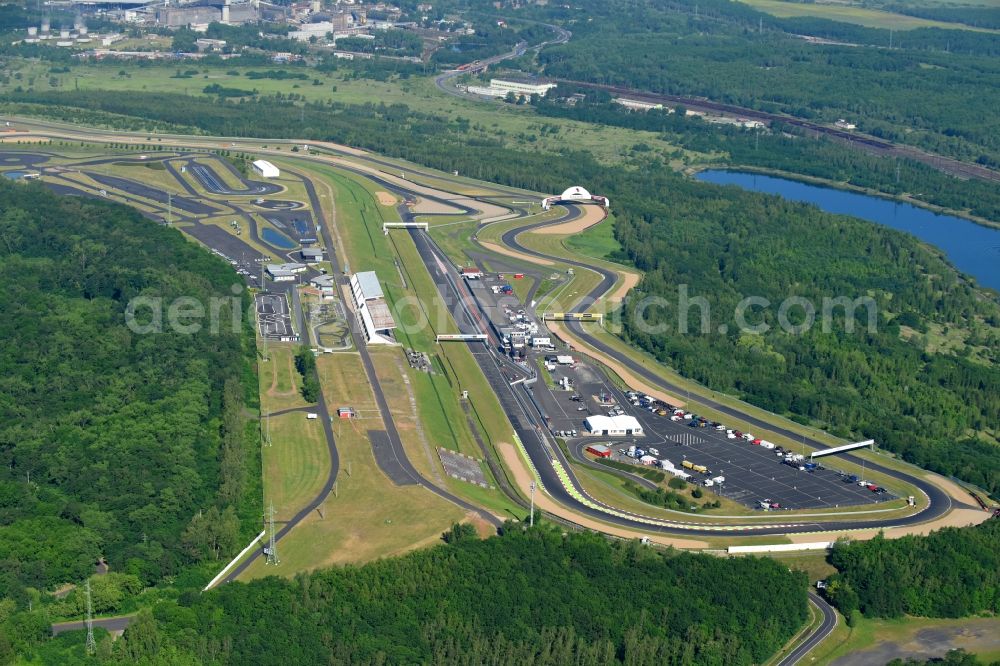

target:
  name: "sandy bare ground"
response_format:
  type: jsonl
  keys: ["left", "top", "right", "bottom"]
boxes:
{"left": 479, "top": 240, "right": 556, "bottom": 267}
{"left": 607, "top": 271, "right": 641, "bottom": 304}
{"left": 0, "top": 135, "right": 50, "bottom": 144}
{"left": 408, "top": 198, "right": 466, "bottom": 215}
{"left": 788, "top": 508, "right": 991, "bottom": 544}
{"left": 547, "top": 322, "right": 685, "bottom": 408}
{"left": 534, "top": 204, "right": 607, "bottom": 235}
{"left": 375, "top": 191, "right": 397, "bottom": 206}
{"left": 924, "top": 472, "right": 979, "bottom": 505}
{"left": 497, "top": 442, "right": 707, "bottom": 548}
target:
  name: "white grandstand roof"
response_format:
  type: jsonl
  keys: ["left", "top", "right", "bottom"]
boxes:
{"left": 354, "top": 271, "right": 384, "bottom": 300}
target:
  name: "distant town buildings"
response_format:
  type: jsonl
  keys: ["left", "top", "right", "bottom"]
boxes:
{"left": 155, "top": 1, "right": 258, "bottom": 28}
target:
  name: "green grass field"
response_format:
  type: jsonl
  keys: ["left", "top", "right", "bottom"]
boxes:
{"left": 563, "top": 213, "right": 627, "bottom": 265}
{"left": 812, "top": 615, "right": 1000, "bottom": 665}
{"left": 239, "top": 351, "right": 467, "bottom": 578}
{"left": 262, "top": 412, "right": 330, "bottom": 520}
{"left": 3, "top": 62, "right": 703, "bottom": 167}
{"left": 739, "top": 0, "right": 1000, "bottom": 31}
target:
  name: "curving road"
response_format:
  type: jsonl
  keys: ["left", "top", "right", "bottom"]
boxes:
{"left": 434, "top": 20, "right": 571, "bottom": 98}
{"left": 778, "top": 593, "right": 838, "bottom": 666}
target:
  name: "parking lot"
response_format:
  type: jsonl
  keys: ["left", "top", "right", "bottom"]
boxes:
{"left": 528, "top": 340, "right": 891, "bottom": 511}
{"left": 256, "top": 292, "right": 297, "bottom": 341}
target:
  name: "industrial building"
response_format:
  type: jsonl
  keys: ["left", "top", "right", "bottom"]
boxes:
{"left": 309, "top": 274, "right": 336, "bottom": 297}
{"left": 467, "top": 78, "right": 557, "bottom": 99}
{"left": 155, "top": 0, "right": 258, "bottom": 27}
{"left": 489, "top": 78, "right": 556, "bottom": 97}
{"left": 253, "top": 160, "right": 280, "bottom": 179}
{"left": 614, "top": 98, "right": 663, "bottom": 112}
{"left": 288, "top": 13, "right": 354, "bottom": 40}
{"left": 584, "top": 415, "right": 643, "bottom": 436}
{"left": 350, "top": 271, "right": 396, "bottom": 345}
{"left": 585, "top": 444, "right": 612, "bottom": 458}
{"left": 266, "top": 262, "right": 306, "bottom": 281}
{"left": 460, "top": 266, "right": 483, "bottom": 280}
{"left": 301, "top": 247, "right": 323, "bottom": 263}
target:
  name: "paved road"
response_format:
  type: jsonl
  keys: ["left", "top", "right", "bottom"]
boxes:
{"left": 778, "top": 593, "right": 839, "bottom": 666}
{"left": 434, "top": 20, "right": 570, "bottom": 98}
{"left": 52, "top": 615, "right": 134, "bottom": 636}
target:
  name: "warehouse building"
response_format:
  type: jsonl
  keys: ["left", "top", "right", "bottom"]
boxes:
{"left": 301, "top": 247, "right": 323, "bottom": 263}
{"left": 350, "top": 271, "right": 396, "bottom": 345}
{"left": 467, "top": 78, "right": 557, "bottom": 99}
{"left": 253, "top": 159, "right": 280, "bottom": 179}
{"left": 584, "top": 415, "right": 644, "bottom": 436}
{"left": 490, "top": 78, "right": 556, "bottom": 97}
{"left": 266, "top": 262, "right": 306, "bottom": 282}
{"left": 309, "top": 274, "right": 337, "bottom": 298}
{"left": 613, "top": 97, "right": 663, "bottom": 112}
{"left": 585, "top": 444, "right": 612, "bottom": 458}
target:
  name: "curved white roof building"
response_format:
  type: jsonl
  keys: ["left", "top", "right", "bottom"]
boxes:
{"left": 560, "top": 186, "right": 592, "bottom": 200}
{"left": 541, "top": 186, "right": 610, "bottom": 211}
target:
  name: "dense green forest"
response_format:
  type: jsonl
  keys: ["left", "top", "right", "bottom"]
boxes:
{"left": 615, "top": 181, "right": 1000, "bottom": 494}
{"left": 0, "top": 181, "right": 259, "bottom": 604}
{"left": 528, "top": 0, "right": 1000, "bottom": 165}
{"left": 824, "top": 520, "right": 1000, "bottom": 620}
{"left": 2, "top": 90, "right": 998, "bottom": 494}
{"left": 11, "top": 526, "right": 809, "bottom": 664}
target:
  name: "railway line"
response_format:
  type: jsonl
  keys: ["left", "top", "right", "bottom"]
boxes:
{"left": 548, "top": 78, "right": 1000, "bottom": 185}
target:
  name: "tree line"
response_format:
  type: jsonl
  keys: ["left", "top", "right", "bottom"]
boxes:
{"left": 824, "top": 519, "right": 999, "bottom": 621}
{"left": 531, "top": 0, "right": 1000, "bottom": 166}
{"left": 11, "top": 525, "right": 810, "bottom": 664}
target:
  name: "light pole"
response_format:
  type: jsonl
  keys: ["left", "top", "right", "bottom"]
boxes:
{"left": 529, "top": 481, "right": 535, "bottom": 527}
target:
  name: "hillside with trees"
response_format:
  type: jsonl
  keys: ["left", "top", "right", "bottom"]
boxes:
{"left": 531, "top": 0, "right": 1000, "bottom": 166}
{"left": 30, "top": 526, "right": 809, "bottom": 664}
{"left": 823, "top": 519, "right": 1000, "bottom": 620}
{"left": 0, "top": 180, "right": 259, "bottom": 604}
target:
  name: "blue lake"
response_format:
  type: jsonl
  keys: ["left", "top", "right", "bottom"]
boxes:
{"left": 695, "top": 170, "right": 1000, "bottom": 292}
{"left": 261, "top": 227, "right": 296, "bottom": 249}
{"left": 2, "top": 170, "right": 27, "bottom": 180}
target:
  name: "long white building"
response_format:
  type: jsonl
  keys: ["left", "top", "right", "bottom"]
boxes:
{"left": 467, "top": 78, "right": 557, "bottom": 99}
{"left": 350, "top": 271, "right": 396, "bottom": 345}
{"left": 584, "top": 415, "right": 643, "bottom": 436}
{"left": 253, "top": 160, "right": 280, "bottom": 179}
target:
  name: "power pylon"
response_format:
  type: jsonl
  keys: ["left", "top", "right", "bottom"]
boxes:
{"left": 265, "top": 501, "right": 279, "bottom": 565}
{"left": 85, "top": 578, "right": 96, "bottom": 655}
